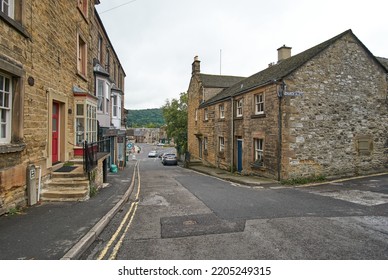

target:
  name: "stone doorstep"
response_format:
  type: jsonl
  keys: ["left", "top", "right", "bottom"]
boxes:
{"left": 45, "top": 179, "right": 90, "bottom": 187}
{"left": 51, "top": 171, "right": 87, "bottom": 179}
{"left": 40, "top": 190, "right": 89, "bottom": 202}
{"left": 41, "top": 171, "right": 90, "bottom": 201}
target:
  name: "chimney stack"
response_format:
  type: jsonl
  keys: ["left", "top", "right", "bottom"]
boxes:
{"left": 277, "top": 45, "right": 292, "bottom": 63}
{"left": 192, "top": 56, "right": 200, "bottom": 75}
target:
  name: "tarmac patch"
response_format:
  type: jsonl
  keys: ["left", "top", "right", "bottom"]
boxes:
{"left": 160, "top": 213, "right": 245, "bottom": 238}
{"left": 140, "top": 193, "right": 169, "bottom": 206}
{"left": 309, "top": 190, "right": 388, "bottom": 206}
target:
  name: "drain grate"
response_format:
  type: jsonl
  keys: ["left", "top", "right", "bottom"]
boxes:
{"left": 160, "top": 213, "right": 245, "bottom": 238}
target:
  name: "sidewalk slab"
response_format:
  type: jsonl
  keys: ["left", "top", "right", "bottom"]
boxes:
{"left": 0, "top": 162, "right": 135, "bottom": 260}
{"left": 188, "top": 165, "right": 280, "bottom": 188}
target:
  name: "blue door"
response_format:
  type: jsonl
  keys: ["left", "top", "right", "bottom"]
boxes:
{"left": 237, "top": 140, "right": 243, "bottom": 172}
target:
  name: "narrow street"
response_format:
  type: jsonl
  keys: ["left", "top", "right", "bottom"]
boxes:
{"left": 82, "top": 144, "right": 388, "bottom": 260}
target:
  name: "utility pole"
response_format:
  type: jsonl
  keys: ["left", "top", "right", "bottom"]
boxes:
{"left": 220, "top": 49, "right": 222, "bottom": 75}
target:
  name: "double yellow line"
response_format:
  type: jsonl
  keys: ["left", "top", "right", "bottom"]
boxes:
{"left": 97, "top": 161, "right": 141, "bottom": 260}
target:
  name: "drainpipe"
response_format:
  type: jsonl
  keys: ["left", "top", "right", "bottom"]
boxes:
{"left": 277, "top": 81, "right": 286, "bottom": 181}
{"left": 230, "top": 96, "right": 234, "bottom": 173}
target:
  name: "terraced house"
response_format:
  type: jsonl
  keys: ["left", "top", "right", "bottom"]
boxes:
{"left": 187, "top": 30, "right": 388, "bottom": 181}
{"left": 0, "top": 0, "right": 126, "bottom": 215}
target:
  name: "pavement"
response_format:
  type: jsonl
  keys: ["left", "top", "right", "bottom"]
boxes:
{"left": 0, "top": 159, "right": 386, "bottom": 260}
{"left": 0, "top": 161, "right": 136, "bottom": 260}
{"left": 188, "top": 164, "right": 280, "bottom": 188}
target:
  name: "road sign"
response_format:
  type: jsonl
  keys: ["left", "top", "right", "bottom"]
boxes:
{"left": 284, "top": 91, "right": 304, "bottom": 96}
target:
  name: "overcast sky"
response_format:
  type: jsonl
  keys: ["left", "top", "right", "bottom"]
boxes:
{"left": 96, "top": 0, "right": 387, "bottom": 110}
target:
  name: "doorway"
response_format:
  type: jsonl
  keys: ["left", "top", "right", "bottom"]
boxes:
{"left": 52, "top": 102, "right": 60, "bottom": 164}
{"left": 237, "top": 139, "right": 243, "bottom": 172}
{"left": 198, "top": 138, "right": 202, "bottom": 158}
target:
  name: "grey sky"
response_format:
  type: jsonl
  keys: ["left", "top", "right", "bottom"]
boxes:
{"left": 96, "top": 0, "right": 387, "bottom": 110}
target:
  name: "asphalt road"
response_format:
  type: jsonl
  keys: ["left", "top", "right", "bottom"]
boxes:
{"left": 82, "top": 143, "right": 388, "bottom": 260}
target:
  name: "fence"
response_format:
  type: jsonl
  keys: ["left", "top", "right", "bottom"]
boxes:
{"left": 83, "top": 139, "right": 110, "bottom": 173}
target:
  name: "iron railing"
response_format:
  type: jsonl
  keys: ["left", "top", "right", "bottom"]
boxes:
{"left": 83, "top": 139, "right": 110, "bottom": 173}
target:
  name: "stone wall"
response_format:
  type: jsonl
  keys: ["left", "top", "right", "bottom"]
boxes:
{"left": 240, "top": 84, "right": 280, "bottom": 179}
{"left": 187, "top": 75, "right": 202, "bottom": 161}
{"left": 283, "top": 33, "right": 388, "bottom": 179}
{"left": 187, "top": 32, "right": 387, "bottom": 181}
{"left": 0, "top": 0, "right": 94, "bottom": 213}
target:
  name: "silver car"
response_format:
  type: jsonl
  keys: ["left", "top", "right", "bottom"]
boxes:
{"left": 162, "top": 153, "right": 177, "bottom": 165}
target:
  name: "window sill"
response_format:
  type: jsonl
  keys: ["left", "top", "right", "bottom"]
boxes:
{"left": 77, "top": 71, "right": 88, "bottom": 82}
{"left": 251, "top": 113, "right": 266, "bottom": 119}
{"left": 234, "top": 117, "right": 243, "bottom": 120}
{"left": 0, "top": 12, "right": 30, "bottom": 38}
{"left": 250, "top": 160, "right": 264, "bottom": 169}
{"left": 218, "top": 151, "right": 225, "bottom": 159}
{"left": 0, "top": 143, "right": 26, "bottom": 154}
{"left": 217, "top": 118, "right": 226, "bottom": 122}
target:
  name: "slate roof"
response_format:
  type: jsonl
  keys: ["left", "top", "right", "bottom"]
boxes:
{"left": 202, "top": 29, "right": 385, "bottom": 107}
{"left": 376, "top": 57, "right": 388, "bottom": 71}
{"left": 199, "top": 74, "right": 245, "bottom": 88}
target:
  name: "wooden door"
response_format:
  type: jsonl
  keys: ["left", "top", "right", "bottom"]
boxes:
{"left": 52, "top": 102, "right": 59, "bottom": 163}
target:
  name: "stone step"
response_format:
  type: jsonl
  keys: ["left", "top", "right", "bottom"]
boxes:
{"left": 41, "top": 174, "right": 90, "bottom": 202}
{"left": 189, "top": 160, "right": 203, "bottom": 166}
{"left": 45, "top": 179, "right": 90, "bottom": 188}
{"left": 51, "top": 172, "right": 88, "bottom": 179}
{"left": 40, "top": 188, "right": 89, "bottom": 202}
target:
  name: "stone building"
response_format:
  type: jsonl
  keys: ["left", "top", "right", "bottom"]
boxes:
{"left": 0, "top": 0, "right": 126, "bottom": 215}
{"left": 187, "top": 30, "right": 388, "bottom": 181}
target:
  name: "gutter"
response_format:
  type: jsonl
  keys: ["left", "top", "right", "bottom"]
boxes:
{"left": 277, "top": 81, "right": 286, "bottom": 181}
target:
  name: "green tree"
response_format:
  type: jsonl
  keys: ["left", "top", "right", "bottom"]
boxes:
{"left": 162, "top": 92, "right": 188, "bottom": 155}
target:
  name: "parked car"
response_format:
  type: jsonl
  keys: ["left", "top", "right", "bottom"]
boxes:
{"left": 157, "top": 142, "right": 164, "bottom": 146}
{"left": 148, "top": 150, "right": 158, "bottom": 157}
{"left": 162, "top": 153, "right": 178, "bottom": 165}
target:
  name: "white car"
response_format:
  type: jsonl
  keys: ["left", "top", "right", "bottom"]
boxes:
{"left": 157, "top": 142, "right": 164, "bottom": 146}
{"left": 148, "top": 150, "right": 158, "bottom": 157}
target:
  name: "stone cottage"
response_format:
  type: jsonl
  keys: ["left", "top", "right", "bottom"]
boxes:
{"left": 0, "top": 0, "right": 126, "bottom": 215}
{"left": 187, "top": 29, "right": 388, "bottom": 181}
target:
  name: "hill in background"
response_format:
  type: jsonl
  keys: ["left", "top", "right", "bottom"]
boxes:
{"left": 126, "top": 108, "right": 165, "bottom": 128}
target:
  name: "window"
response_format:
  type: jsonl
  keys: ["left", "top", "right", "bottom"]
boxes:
{"left": 0, "top": 73, "right": 11, "bottom": 143}
{"left": 254, "top": 139, "right": 264, "bottom": 165}
{"left": 112, "top": 95, "right": 118, "bottom": 117}
{"left": 195, "top": 109, "right": 198, "bottom": 122}
{"left": 97, "top": 35, "right": 103, "bottom": 63}
{"left": 1, "top": 0, "right": 14, "bottom": 18}
{"left": 75, "top": 101, "right": 97, "bottom": 146}
{"left": 96, "top": 79, "right": 104, "bottom": 112}
{"left": 77, "top": 35, "right": 87, "bottom": 76}
{"left": 219, "top": 137, "right": 225, "bottom": 152}
{"left": 254, "top": 93, "right": 264, "bottom": 115}
{"left": 86, "top": 104, "right": 96, "bottom": 142}
{"left": 204, "top": 108, "right": 208, "bottom": 121}
{"left": 75, "top": 104, "right": 85, "bottom": 146}
{"left": 236, "top": 99, "right": 243, "bottom": 117}
{"left": 78, "top": 0, "right": 88, "bottom": 18}
{"left": 105, "top": 49, "right": 110, "bottom": 72}
{"left": 204, "top": 137, "right": 208, "bottom": 151}
{"left": 219, "top": 104, "right": 225, "bottom": 119}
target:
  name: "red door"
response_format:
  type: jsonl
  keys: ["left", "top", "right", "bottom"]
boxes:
{"left": 52, "top": 102, "right": 59, "bottom": 163}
